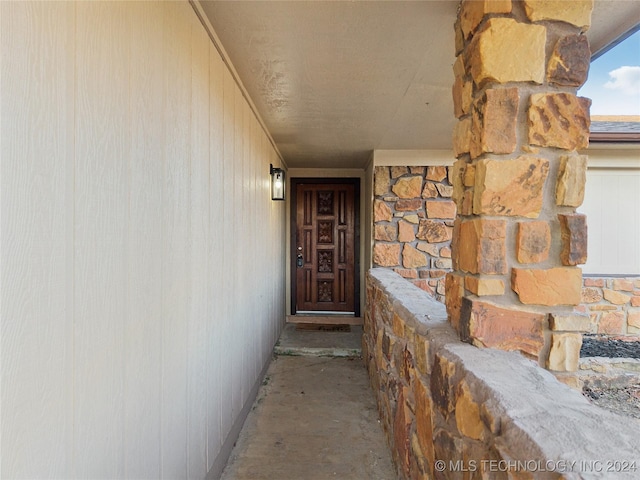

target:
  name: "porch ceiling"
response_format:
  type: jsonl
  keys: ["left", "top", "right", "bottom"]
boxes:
{"left": 199, "top": 1, "right": 640, "bottom": 169}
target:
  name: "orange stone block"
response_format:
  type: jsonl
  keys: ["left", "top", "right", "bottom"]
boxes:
{"left": 558, "top": 213, "right": 588, "bottom": 266}
{"left": 392, "top": 176, "right": 423, "bottom": 199}
{"left": 398, "top": 220, "right": 416, "bottom": 243}
{"left": 403, "top": 244, "right": 428, "bottom": 268}
{"left": 416, "top": 219, "right": 452, "bottom": 243}
{"left": 528, "top": 93, "right": 591, "bottom": 150}
{"left": 457, "top": 218, "right": 507, "bottom": 275}
{"left": 445, "top": 272, "right": 465, "bottom": 331}
{"left": 373, "top": 243, "right": 401, "bottom": 267}
{"left": 426, "top": 166, "right": 448, "bottom": 182}
{"left": 474, "top": 157, "right": 549, "bottom": 218}
{"left": 374, "top": 199, "right": 393, "bottom": 222}
{"left": 470, "top": 87, "right": 519, "bottom": 159}
{"left": 426, "top": 200, "right": 457, "bottom": 219}
{"left": 512, "top": 267, "right": 582, "bottom": 306}
{"left": 598, "top": 311, "right": 625, "bottom": 335}
{"left": 459, "top": 298, "right": 546, "bottom": 358}
{"left": 465, "top": 276, "right": 505, "bottom": 296}
{"left": 516, "top": 221, "right": 550, "bottom": 264}
{"left": 414, "top": 376, "right": 435, "bottom": 465}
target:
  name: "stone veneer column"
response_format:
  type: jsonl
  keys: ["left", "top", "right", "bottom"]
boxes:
{"left": 447, "top": 0, "right": 593, "bottom": 371}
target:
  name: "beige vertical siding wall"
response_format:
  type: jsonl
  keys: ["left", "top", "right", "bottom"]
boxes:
{"left": 0, "top": 1, "right": 286, "bottom": 478}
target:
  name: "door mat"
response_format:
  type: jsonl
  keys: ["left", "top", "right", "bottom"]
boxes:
{"left": 295, "top": 324, "right": 351, "bottom": 332}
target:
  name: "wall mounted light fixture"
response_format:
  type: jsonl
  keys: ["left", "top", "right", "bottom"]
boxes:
{"left": 270, "top": 164, "right": 285, "bottom": 201}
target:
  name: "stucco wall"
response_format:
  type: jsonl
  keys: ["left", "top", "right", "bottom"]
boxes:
{"left": 0, "top": 2, "right": 286, "bottom": 478}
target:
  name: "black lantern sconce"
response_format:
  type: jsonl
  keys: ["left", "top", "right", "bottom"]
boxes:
{"left": 270, "top": 164, "right": 285, "bottom": 201}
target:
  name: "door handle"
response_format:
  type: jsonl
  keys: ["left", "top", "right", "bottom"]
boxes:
{"left": 296, "top": 254, "right": 304, "bottom": 268}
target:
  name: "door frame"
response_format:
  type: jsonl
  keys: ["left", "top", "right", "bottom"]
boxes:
{"left": 290, "top": 177, "right": 361, "bottom": 317}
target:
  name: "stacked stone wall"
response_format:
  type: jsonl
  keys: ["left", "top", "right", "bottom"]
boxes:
{"left": 364, "top": 268, "right": 640, "bottom": 479}
{"left": 447, "top": 0, "right": 597, "bottom": 372}
{"left": 372, "top": 166, "right": 455, "bottom": 302}
{"left": 578, "top": 277, "right": 640, "bottom": 337}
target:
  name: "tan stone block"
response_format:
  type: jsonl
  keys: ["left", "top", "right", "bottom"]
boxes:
{"left": 460, "top": 298, "right": 546, "bottom": 358}
{"left": 430, "top": 354, "right": 457, "bottom": 417}
{"left": 434, "top": 258, "right": 452, "bottom": 269}
{"left": 410, "top": 166, "right": 425, "bottom": 175}
{"left": 373, "top": 243, "right": 401, "bottom": 267}
{"left": 454, "top": 15, "right": 465, "bottom": 55}
{"left": 632, "top": 296, "right": 640, "bottom": 308}
{"left": 426, "top": 166, "right": 447, "bottom": 182}
{"left": 422, "top": 182, "right": 438, "bottom": 199}
{"left": 460, "top": 190, "right": 474, "bottom": 216}
{"left": 404, "top": 214, "right": 419, "bottom": 224}
{"left": 549, "top": 312, "right": 591, "bottom": 332}
{"left": 556, "top": 154, "right": 587, "bottom": 207}
{"left": 628, "top": 309, "right": 640, "bottom": 330}
{"left": 398, "top": 220, "right": 416, "bottom": 243}
{"left": 528, "top": 93, "right": 591, "bottom": 150}
{"left": 517, "top": 221, "right": 551, "bottom": 264}
{"left": 558, "top": 213, "right": 588, "bottom": 266}
{"left": 589, "top": 304, "right": 617, "bottom": 312}
{"left": 451, "top": 159, "right": 466, "bottom": 206}
{"left": 459, "top": 0, "right": 512, "bottom": 39}
{"left": 584, "top": 277, "right": 604, "bottom": 287}
{"left": 453, "top": 75, "right": 464, "bottom": 118}
{"left": 465, "top": 276, "right": 505, "bottom": 296}
{"left": 613, "top": 279, "right": 634, "bottom": 292}
{"left": 374, "top": 166, "right": 390, "bottom": 196}
{"left": 413, "top": 334, "right": 431, "bottom": 375}
{"left": 453, "top": 53, "right": 466, "bottom": 79}
{"left": 429, "top": 270, "right": 446, "bottom": 278}
{"left": 374, "top": 199, "right": 393, "bottom": 222}
{"left": 394, "top": 268, "right": 418, "bottom": 279}
{"left": 440, "top": 246, "right": 451, "bottom": 258}
{"left": 392, "top": 313, "right": 405, "bottom": 338}
{"left": 391, "top": 166, "right": 409, "bottom": 178}
{"left": 426, "top": 200, "right": 457, "bottom": 219}
{"left": 458, "top": 218, "right": 507, "bottom": 274}
{"left": 374, "top": 224, "right": 397, "bottom": 242}
{"left": 453, "top": 117, "right": 472, "bottom": 158}
{"left": 547, "top": 34, "right": 591, "bottom": 87}
{"left": 468, "top": 18, "right": 546, "bottom": 87}
{"left": 417, "top": 242, "right": 439, "bottom": 256}
{"left": 392, "top": 176, "right": 423, "bottom": 199}
{"left": 511, "top": 267, "right": 582, "bottom": 306}
{"left": 470, "top": 87, "right": 519, "bottom": 158}
{"left": 403, "top": 244, "right": 428, "bottom": 268}
{"left": 455, "top": 380, "right": 485, "bottom": 440}
{"left": 414, "top": 376, "right": 435, "bottom": 463}
{"left": 603, "top": 289, "right": 631, "bottom": 305}
{"left": 463, "top": 164, "right": 475, "bottom": 187}
{"left": 445, "top": 272, "right": 465, "bottom": 330}
{"left": 524, "top": 0, "right": 593, "bottom": 30}
{"left": 474, "top": 157, "right": 549, "bottom": 218}
{"left": 396, "top": 199, "right": 422, "bottom": 211}
{"left": 416, "top": 220, "right": 452, "bottom": 243}
{"left": 598, "top": 311, "right": 625, "bottom": 335}
{"left": 547, "top": 333, "right": 582, "bottom": 372}
{"left": 581, "top": 287, "right": 603, "bottom": 303}
{"left": 393, "top": 389, "right": 412, "bottom": 478}
{"left": 436, "top": 184, "right": 453, "bottom": 198}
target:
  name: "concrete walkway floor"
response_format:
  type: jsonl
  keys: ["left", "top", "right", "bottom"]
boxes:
{"left": 220, "top": 324, "right": 399, "bottom": 480}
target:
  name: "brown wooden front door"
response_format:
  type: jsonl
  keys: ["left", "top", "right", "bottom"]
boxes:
{"left": 292, "top": 179, "right": 359, "bottom": 315}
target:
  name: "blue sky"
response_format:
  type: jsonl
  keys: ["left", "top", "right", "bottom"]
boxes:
{"left": 578, "top": 30, "right": 640, "bottom": 116}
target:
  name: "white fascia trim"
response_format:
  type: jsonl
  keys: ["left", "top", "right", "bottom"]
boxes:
{"left": 584, "top": 146, "right": 640, "bottom": 169}
{"left": 373, "top": 149, "right": 455, "bottom": 167}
